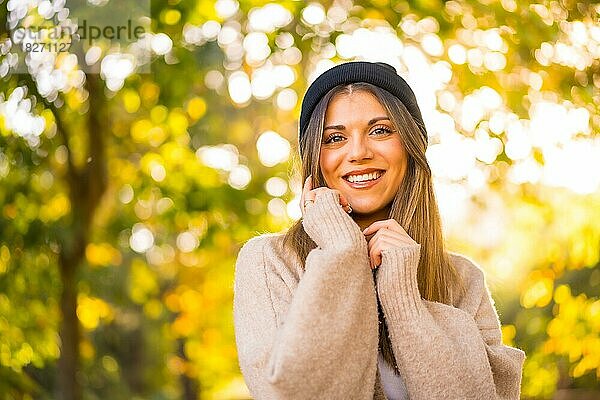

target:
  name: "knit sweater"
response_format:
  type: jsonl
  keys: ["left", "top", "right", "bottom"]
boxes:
{"left": 233, "top": 189, "right": 526, "bottom": 399}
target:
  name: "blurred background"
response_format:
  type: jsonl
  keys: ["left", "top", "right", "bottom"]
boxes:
{"left": 0, "top": 0, "right": 599, "bottom": 399}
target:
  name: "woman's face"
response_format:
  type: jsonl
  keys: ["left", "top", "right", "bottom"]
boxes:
{"left": 319, "top": 90, "right": 408, "bottom": 216}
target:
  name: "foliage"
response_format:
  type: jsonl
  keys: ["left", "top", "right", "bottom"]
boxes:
{"left": 0, "top": 0, "right": 599, "bottom": 399}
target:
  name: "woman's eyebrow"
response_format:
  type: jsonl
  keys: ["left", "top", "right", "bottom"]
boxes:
{"left": 323, "top": 116, "right": 390, "bottom": 131}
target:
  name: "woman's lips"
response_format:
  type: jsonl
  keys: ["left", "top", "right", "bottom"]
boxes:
{"left": 343, "top": 171, "right": 385, "bottom": 189}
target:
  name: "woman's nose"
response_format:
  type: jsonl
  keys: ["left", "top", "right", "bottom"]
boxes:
{"left": 347, "top": 133, "right": 373, "bottom": 161}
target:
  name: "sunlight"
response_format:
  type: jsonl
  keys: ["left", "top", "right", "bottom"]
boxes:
{"left": 197, "top": 144, "right": 239, "bottom": 172}
{"left": 228, "top": 164, "right": 251, "bottom": 190}
{"left": 301, "top": 3, "right": 326, "bottom": 26}
{"left": 256, "top": 130, "right": 290, "bottom": 167}
{"left": 265, "top": 177, "right": 287, "bottom": 197}
{"left": 228, "top": 70, "right": 252, "bottom": 104}
{"left": 129, "top": 224, "right": 155, "bottom": 253}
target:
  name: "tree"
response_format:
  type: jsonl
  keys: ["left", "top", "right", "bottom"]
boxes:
{"left": 1, "top": 0, "right": 598, "bottom": 398}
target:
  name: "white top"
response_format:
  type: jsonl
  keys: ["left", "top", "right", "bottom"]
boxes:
{"left": 377, "top": 350, "right": 409, "bottom": 400}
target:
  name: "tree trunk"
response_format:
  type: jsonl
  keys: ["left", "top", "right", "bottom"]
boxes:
{"left": 57, "top": 263, "right": 81, "bottom": 400}
{"left": 53, "top": 73, "right": 107, "bottom": 400}
{"left": 178, "top": 339, "right": 199, "bottom": 400}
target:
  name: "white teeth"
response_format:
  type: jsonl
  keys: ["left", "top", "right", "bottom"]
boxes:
{"left": 346, "top": 171, "right": 383, "bottom": 183}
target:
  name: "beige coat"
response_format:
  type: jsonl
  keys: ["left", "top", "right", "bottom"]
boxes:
{"left": 233, "top": 189, "right": 525, "bottom": 399}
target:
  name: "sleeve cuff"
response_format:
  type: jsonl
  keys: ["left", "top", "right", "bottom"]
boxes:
{"left": 376, "top": 244, "right": 425, "bottom": 321}
{"left": 302, "top": 190, "right": 366, "bottom": 251}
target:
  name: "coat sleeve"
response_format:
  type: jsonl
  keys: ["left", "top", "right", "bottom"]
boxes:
{"left": 233, "top": 190, "right": 380, "bottom": 399}
{"left": 375, "top": 244, "right": 525, "bottom": 400}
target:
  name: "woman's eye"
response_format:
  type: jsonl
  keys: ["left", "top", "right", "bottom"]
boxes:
{"left": 371, "top": 126, "right": 393, "bottom": 136}
{"left": 323, "top": 126, "right": 393, "bottom": 144}
{"left": 324, "top": 134, "right": 344, "bottom": 144}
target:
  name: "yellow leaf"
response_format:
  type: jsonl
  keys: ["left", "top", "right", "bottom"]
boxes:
{"left": 186, "top": 97, "right": 207, "bottom": 120}
{"left": 131, "top": 119, "right": 153, "bottom": 143}
{"left": 122, "top": 89, "right": 141, "bottom": 113}
{"left": 140, "top": 82, "right": 160, "bottom": 105}
{"left": 168, "top": 109, "right": 189, "bottom": 136}
{"left": 86, "top": 243, "right": 122, "bottom": 267}
{"left": 39, "top": 193, "right": 70, "bottom": 222}
{"left": 501, "top": 324, "right": 516, "bottom": 346}
{"left": 162, "top": 9, "right": 181, "bottom": 25}
{"left": 128, "top": 259, "right": 159, "bottom": 304}
{"left": 151, "top": 105, "right": 169, "bottom": 124}
{"left": 77, "top": 296, "right": 114, "bottom": 331}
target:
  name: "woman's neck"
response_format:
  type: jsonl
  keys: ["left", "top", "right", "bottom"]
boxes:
{"left": 352, "top": 205, "right": 391, "bottom": 232}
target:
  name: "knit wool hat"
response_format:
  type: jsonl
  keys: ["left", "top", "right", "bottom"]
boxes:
{"left": 298, "top": 61, "right": 427, "bottom": 152}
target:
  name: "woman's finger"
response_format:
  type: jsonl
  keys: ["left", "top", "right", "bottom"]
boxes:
{"left": 363, "top": 218, "right": 405, "bottom": 235}
{"left": 367, "top": 228, "right": 393, "bottom": 252}
{"left": 312, "top": 187, "right": 351, "bottom": 212}
{"left": 368, "top": 230, "right": 414, "bottom": 254}
{"left": 369, "top": 227, "right": 404, "bottom": 245}
{"left": 338, "top": 192, "right": 353, "bottom": 213}
{"left": 304, "top": 185, "right": 352, "bottom": 214}
{"left": 369, "top": 236, "right": 394, "bottom": 268}
{"left": 338, "top": 191, "right": 349, "bottom": 208}
{"left": 364, "top": 219, "right": 419, "bottom": 246}
{"left": 300, "top": 175, "right": 313, "bottom": 215}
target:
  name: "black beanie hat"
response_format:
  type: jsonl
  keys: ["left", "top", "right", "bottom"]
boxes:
{"left": 298, "top": 61, "right": 427, "bottom": 152}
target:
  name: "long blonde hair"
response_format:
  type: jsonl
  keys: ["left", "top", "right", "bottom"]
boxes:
{"left": 282, "top": 82, "right": 467, "bottom": 373}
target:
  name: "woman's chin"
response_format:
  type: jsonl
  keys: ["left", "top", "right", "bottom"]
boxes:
{"left": 347, "top": 200, "right": 390, "bottom": 217}
{"left": 348, "top": 205, "right": 378, "bottom": 216}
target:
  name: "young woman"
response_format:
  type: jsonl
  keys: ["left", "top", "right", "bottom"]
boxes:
{"left": 233, "top": 61, "right": 525, "bottom": 399}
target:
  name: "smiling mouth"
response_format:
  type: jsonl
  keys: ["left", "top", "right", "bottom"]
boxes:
{"left": 342, "top": 170, "right": 385, "bottom": 183}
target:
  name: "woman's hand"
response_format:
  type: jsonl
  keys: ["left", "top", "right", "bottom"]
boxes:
{"left": 362, "top": 219, "right": 419, "bottom": 270}
{"left": 300, "top": 175, "right": 352, "bottom": 217}
{"left": 300, "top": 174, "right": 364, "bottom": 251}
